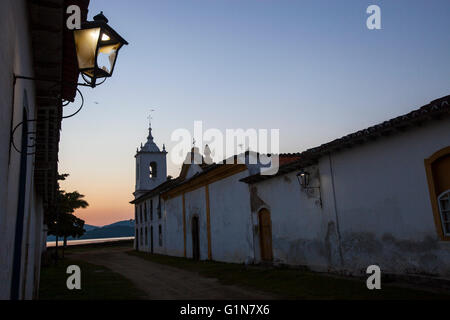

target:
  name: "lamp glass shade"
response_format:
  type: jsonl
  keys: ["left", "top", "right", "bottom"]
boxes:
{"left": 73, "top": 27, "right": 101, "bottom": 71}
{"left": 303, "top": 172, "right": 310, "bottom": 186}
{"left": 296, "top": 170, "right": 310, "bottom": 187}
{"left": 73, "top": 15, "right": 128, "bottom": 87}
{"left": 96, "top": 41, "right": 120, "bottom": 76}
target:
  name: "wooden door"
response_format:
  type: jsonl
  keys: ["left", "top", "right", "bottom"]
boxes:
{"left": 433, "top": 154, "right": 450, "bottom": 195}
{"left": 433, "top": 153, "right": 450, "bottom": 235}
{"left": 258, "top": 209, "right": 273, "bottom": 261}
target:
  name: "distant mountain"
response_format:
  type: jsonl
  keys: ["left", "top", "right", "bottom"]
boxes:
{"left": 84, "top": 224, "right": 100, "bottom": 232}
{"left": 103, "top": 220, "right": 135, "bottom": 228}
{"left": 47, "top": 219, "right": 135, "bottom": 241}
{"left": 79, "top": 225, "right": 134, "bottom": 240}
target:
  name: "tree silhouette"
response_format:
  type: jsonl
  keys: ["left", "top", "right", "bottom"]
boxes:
{"left": 47, "top": 174, "right": 89, "bottom": 256}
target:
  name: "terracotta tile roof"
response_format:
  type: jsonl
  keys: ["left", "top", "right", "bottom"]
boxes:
{"left": 278, "top": 153, "right": 301, "bottom": 166}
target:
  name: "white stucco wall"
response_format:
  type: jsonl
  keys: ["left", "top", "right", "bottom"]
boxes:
{"left": 133, "top": 119, "right": 450, "bottom": 279}
{"left": 135, "top": 152, "right": 167, "bottom": 194}
{"left": 184, "top": 187, "right": 208, "bottom": 260}
{"left": 0, "top": 0, "right": 44, "bottom": 299}
{"left": 135, "top": 195, "right": 175, "bottom": 256}
{"left": 251, "top": 168, "right": 337, "bottom": 270}
{"left": 164, "top": 195, "right": 184, "bottom": 257}
{"left": 319, "top": 118, "right": 450, "bottom": 276}
{"left": 208, "top": 170, "right": 254, "bottom": 263}
{"left": 185, "top": 163, "right": 203, "bottom": 180}
{"left": 21, "top": 186, "right": 45, "bottom": 299}
{"left": 134, "top": 169, "right": 255, "bottom": 264}
{"left": 254, "top": 118, "right": 450, "bottom": 277}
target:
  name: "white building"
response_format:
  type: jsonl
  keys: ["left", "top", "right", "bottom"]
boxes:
{"left": 132, "top": 96, "right": 450, "bottom": 278}
{"left": 0, "top": 0, "right": 90, "bottom": 299}
{"left": 242, "top": 95, "right": 450, "bottom": 276}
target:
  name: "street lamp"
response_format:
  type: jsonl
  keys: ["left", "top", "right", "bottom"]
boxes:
{"left": 11, "top": 11, "right": 129, "bottom": 154}
{"left": 296, "top": 169, "right": 322, "bottom": 207}
{"left": 296, "top": 169, "right": 310, "bottom": 188}
{"left": 74, "top": 11, "right": 128, "bottom": 88}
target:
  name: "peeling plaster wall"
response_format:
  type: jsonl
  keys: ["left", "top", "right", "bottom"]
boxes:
{"left": 251, "top": 169, "right": 337, "bottom": 271}
{"left": 320, "top": 118, "right": 450, "bottom": 276}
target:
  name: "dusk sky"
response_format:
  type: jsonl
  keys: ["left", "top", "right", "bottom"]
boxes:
{"left": 59, "top": 0, "right": 450, "bottom": 226}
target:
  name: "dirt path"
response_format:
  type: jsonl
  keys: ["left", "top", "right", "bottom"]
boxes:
{"left": 69, "top": 247, "right": 275, "bottom": 300}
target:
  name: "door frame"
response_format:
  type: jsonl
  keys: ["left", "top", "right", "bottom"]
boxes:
{"left": 258, "top": 208, "right": 273, "bottom": 262}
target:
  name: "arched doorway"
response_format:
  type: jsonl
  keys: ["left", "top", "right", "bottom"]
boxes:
{"left": 192, "top": 216, "right": 200, "bottom": 260}
{"left": 258, "top": 209, "right": 273, "bottom": 261}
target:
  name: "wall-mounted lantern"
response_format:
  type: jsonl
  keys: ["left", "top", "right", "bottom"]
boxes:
{"left": 11, "top": 11, "right": 129, "bottom": 155}
{"left": 296, "top": 169, "right": 322, "bottom": 207}
{"left": 74, "top": 11, "right": 128, "bottom": 88}
{"left": 296, "top": 169, "right": 310, "bottom": 188}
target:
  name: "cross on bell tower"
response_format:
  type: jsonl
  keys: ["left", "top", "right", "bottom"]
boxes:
{"left": 147, "top": 109, "right": 154, "bottom": 127}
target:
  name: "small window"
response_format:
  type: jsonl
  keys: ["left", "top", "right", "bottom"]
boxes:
{"left": 438, "top": 190, "right": 450, "bottom": 236}
{"left": 150, "top": 162, "right": 157, "bottom": 178}
{"left": 145, "top": 227, "right": 148, "bottom": 245}
{"left": 150, "top": 199, "right": 153, "bottom": 220}
{"left": 157, "top": 198, "right": 161, "bottom": 219}
{"left": 150, "top": 226, "right": 154, "bottom": 249}
{"left": 158, "top": 225, "right": 162, "bottom": 246}
{"left": 144, "top": 202, "right": 147, "bottom": 222}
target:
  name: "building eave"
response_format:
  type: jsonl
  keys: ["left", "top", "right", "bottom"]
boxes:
{"left": 29, "top": 0, "right": 90, "bottom": 216}
{"left": 241, "top": 95, "right": 450, "bottom": 184}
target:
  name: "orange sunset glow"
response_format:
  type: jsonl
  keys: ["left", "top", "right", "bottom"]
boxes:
{"left": 58, "top": 172, "right": 134, "bottom": 226}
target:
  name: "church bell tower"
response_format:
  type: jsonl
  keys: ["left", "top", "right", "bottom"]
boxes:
{"left": 134, "top": 120, "right": 167, "bottom": 198}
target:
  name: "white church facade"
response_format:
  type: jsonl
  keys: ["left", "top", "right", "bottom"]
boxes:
{"left": 132, "top": 95, "right": 450, "bottom": 278}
